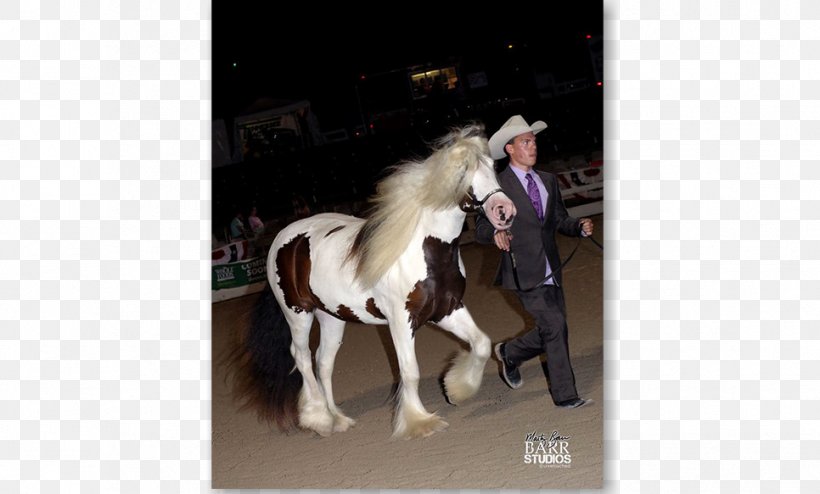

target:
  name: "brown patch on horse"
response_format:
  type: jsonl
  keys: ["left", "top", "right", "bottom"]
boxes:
{"left": 325, "top": 225, "right": 345, "bottom": 238}
{"left": 277, "top": 234, "right": 365, "bottom": 322}
{"left": 404, "top": 236, "right": 466, "bottom": 332}
{"left": 458, "top": 189, "right": 480, "bottom": 213}
{"left": 335, "top": 304, "right": 361, "bottom": 323}
{"left": 347, "top": 224, "right": 368, "bottom": 264}
{"left": 276, "top": 234, "right": 325, "bottom": 313}
{"left": 345, "top": 217, "right": 384, "bottom": 284}
{"left": 365, "top": 298, "right": 385, "bottom": 319}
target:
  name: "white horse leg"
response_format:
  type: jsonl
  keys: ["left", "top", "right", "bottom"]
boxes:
{"left": 389, "top": 320, "right": 449, "bottom": 439}
{"left": 285, "top": 309, "right": 334, "bottom": 436}
{"left": 314, "top": 311, "right": 356, "bottom": 432}
{"left": 435, "top": 306, "right": 492, "bottom": 404}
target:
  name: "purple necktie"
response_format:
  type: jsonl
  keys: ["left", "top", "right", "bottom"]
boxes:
{"left": 526, "top": 173, "right": 544, "bottom": 222}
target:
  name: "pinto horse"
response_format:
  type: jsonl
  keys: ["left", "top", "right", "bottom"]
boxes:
{"left": 232, "top": 125, "right": 516, "bottom": 439}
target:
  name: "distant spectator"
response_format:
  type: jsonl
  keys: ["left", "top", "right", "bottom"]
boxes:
{"left": 230, "top": 211, "right": 247, "bottom": 240}
{"left": 248, "top": 206, "right": 264, "bottom": 235}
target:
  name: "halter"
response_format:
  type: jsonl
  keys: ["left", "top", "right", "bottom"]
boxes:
{"left": 459, "top": 187, "right": 505, "bottom": 216}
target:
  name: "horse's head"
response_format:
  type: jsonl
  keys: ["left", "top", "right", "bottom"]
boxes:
{"left": 437, "top": 126, "right": 516, "bottom": 231}
{"left": 458, "top": 154, "right": 516, "bottom": 231}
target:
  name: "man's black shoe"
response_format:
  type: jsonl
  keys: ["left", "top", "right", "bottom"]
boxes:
{"left": 494, "top": 342, "right": 522, "bottom": 389}
{"left": 556, "top": 397, "right": 591, "bottom": 409}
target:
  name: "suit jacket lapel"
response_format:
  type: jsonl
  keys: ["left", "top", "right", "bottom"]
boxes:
{"left": 536, "top": 171, "right": 553, "bottom": 222}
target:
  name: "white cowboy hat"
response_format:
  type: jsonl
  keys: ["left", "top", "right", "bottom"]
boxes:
{"left": 488, "top": 115, "right": 548, "bottom": 160}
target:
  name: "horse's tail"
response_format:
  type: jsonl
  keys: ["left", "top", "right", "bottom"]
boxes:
{"left": 228, "top": 282, "right": 302, "bottom": 430}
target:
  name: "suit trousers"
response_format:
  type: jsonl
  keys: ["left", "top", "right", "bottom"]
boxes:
{"left": 504, "top": 284, "right": 579, "bottom": 404}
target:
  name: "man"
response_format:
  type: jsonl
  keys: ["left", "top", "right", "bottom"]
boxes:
{"left": 248, "top": 206, "right": 265, "bottom": 235}
{"left": 230, "top": 211, "right": 247, "bottom": 241}
{"left": 475, "top": 115, "right": 594, "bottom": 409}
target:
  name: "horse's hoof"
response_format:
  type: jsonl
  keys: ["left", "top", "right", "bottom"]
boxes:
{"left": 443, "top": 350, "right": 483, "bottom": 404}
{"left": 305, "top": 422, "right": 333, "bottom": 437}
{"left": 299, "top": 407, "right": 335, "bottom": 437}
{"left": 299, "top": 416, "right": 333, "bottom": 437}
{"left": 443, "top": 373, "right": 481, "bottom": 405}
{"left": 333, "top": 414, "right": 356, "bottom": 432}
{"left": 394, "top": 414, "right": 449, "bottom": 439}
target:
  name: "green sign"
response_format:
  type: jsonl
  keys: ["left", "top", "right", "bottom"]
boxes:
{"left": 212, "top": 256, "right": 268, "bottom": 290}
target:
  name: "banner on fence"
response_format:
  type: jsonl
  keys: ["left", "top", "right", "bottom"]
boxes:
{"left": 212, "top": 256, "right": 267, "bottom": 291}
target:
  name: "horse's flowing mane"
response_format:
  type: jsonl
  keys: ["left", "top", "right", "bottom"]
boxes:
{"left": 348, "top": 124, "right": 489, "bottom": 288}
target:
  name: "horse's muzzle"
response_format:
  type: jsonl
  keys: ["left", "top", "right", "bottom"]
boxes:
{"left": 486, "top": 195, "right": 516, "bottom": 231}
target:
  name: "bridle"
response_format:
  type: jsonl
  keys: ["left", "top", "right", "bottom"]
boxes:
{"left": 459, "top": 187, "right": 505, "bottom": 217}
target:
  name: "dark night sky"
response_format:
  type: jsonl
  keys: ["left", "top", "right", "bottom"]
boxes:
{"left": 213, "top": 3, "right": 603, "bottom": 125}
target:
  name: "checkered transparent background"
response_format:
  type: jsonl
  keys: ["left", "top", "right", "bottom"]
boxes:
{"left": 2, "top": 0, "right": 819, "bottom": 492}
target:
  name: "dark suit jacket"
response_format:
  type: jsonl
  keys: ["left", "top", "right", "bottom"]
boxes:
{"left": 475, "top": 166, "right": 582, "bottom": 289}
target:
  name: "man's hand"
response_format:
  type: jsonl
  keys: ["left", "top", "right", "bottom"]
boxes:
{"left": 493, "top": 230, "right": 512, "bottom": 251}
{"left": 579, "top": 218, "right": 594, "bottom": 236}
